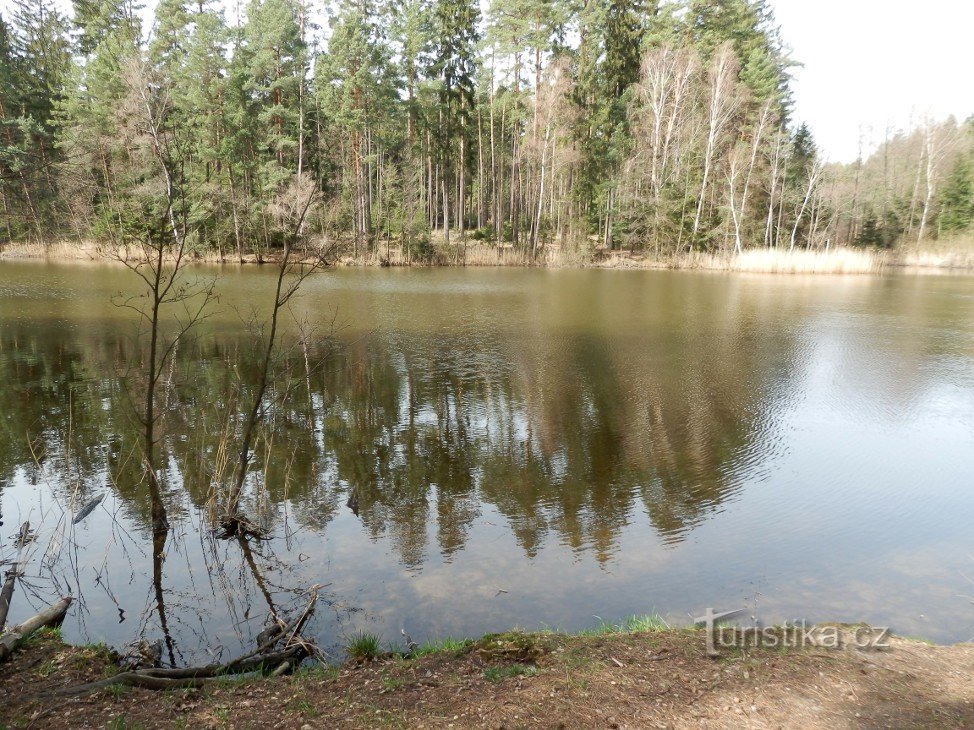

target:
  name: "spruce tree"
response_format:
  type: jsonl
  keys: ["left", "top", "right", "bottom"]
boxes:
{"left": 938, "top": 156, "right": 974, "bottom": 234}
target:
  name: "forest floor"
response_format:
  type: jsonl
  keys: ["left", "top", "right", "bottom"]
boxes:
{"left": 2, "top": 625, "right": 973, "bottom": 728}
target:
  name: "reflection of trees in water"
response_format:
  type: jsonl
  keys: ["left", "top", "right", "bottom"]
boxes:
{"left": 0, "top": 316, "right": 796, "bottom": 568}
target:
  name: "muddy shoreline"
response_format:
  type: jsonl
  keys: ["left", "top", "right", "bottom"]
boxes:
{"left": 2, "top": 624, "right": 973, "bottom": 728}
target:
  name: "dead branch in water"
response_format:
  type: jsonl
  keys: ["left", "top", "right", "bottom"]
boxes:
{"left": 0, "top": 562, "right": 22, "bottom": 631}
{"left": 0, "top": 595, "right": 72, "bottom": 663}
{"left": 72, "top": 494, "right": 104, "bottom": 525}
{"left": 48, "top": 585, "right": 324, "bottom": 696}
{"left": 221, "top": 176, "right": 335, "bottom": 535}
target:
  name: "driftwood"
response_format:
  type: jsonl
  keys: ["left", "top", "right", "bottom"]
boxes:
{"left": 1, "top": 521, "right": 32, "bottom": 632}
{"left": 13, "top": 521, "right": 32, "bottom": 548}
{"left": 72, "top": 494, "right": 104, "bottom": 524}
{"left": 48, "top": 647, "right": 305, "bottom": 695}
{"left": 0, "top": 596, "right": 73, "bottom": 663}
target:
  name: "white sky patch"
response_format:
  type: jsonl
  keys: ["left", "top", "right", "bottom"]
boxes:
{"left": 771, "top": 0, "right": 974, "bottom": 162}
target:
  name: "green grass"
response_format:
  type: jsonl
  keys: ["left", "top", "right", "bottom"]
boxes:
{"left": 400, "top": 615, "right": 668, "bottom": 662}
{"left": 573, "top": 614, "right": 669, "bottom": 637}
{"left": 107, "top": 717, "right": 144, "bottom": 730}
{"left": 35, "top": 659, "right": 58, "bottom": 677}
{"left": 294, "top": 662, "right": 340, "bottom": 682}
{"left": 346, "top": 631, "right": 383, "bottom": 662}
{"left": 104, "top": 683, "right": 131, "bottom": 701}
{"left": 292, "top": 699, "right": 319, "bottom": 717}
{"left": 411, "top": 636, "right": 472, "bottom": 658}
{"left": 22, "top": 625, "right": 63, "bottom": 649}
{"left": 895, "top": 634, "right": 932, "bottom": 645}
{"left": 483, "top": 663, "right": 539, "bottom": 682}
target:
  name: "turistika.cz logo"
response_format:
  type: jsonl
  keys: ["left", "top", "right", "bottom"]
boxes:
{"left": 694, "top": 608, "right": 892, "bottom": 658}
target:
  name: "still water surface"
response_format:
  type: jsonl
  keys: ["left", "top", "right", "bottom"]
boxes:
{"left": 2, "top": 262, "right": 974, "bottom": 662}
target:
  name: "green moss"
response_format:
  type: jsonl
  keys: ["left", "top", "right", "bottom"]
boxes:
{"left": 473, "top": 631, "right": 549, "bottom": 663}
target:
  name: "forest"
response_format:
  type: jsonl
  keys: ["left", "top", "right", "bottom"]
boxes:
{"left": 0, "top": 0, "right": 972, "bottom": 262}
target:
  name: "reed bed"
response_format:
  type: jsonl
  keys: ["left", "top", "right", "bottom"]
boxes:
{"left": 11, "top": 237, "right": 974, "bottom": 273}
{"left": 903, "top": 236, "right": 974, "bottom": 270}
{"left": 721, "top": 247, "right": 881, "bottom": 274}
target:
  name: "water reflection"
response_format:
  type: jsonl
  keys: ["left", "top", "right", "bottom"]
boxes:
{"left": 2, "top": 265, "right": 974, "bottom": 656}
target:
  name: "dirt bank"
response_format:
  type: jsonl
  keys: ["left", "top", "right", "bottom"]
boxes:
{"left": 2, "top": 626, "right": 972, "bottom": 728}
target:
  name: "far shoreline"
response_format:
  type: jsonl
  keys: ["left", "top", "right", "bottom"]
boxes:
{"left": 2, "top": 239, "right": 974, "bottom": 275}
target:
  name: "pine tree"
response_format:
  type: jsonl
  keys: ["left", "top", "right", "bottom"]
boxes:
{"left": 72, "top": 0, "right": 140, "bottom": 56}
{"left": 938, "top": 155, "right": 974, "bottom": 234}
{"left": 315, "top": 1, "right": 398, "bottom": 250}
{"left": 571, "top": 0, "right": 649, "bottom": 244}
{"left": 243, "top": 0, "right": 307, "bottom": 179}
{"left": 431, "top": 0, "right": 479, "bottom": 244}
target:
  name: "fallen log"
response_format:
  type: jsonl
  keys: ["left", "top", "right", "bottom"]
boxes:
{"left": 0, "top": 596, "right": 73, "bottom": 663}
{"left": 135, "top": 647, "right": 302, "bottom": 680}
{"left": 48, "top": 646, "right": 305, "bottom": 696}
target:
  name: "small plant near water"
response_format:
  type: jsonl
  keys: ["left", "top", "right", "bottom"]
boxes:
{"left": 483, "top": 663, "right": 539, "bottom": 682}
{"left": 346, "top": 631, "right": 383, "bottom": 662}
{"left": 23, "top": 625, "right": 62, "bottom": 649}
{"left": 294, "top": 662, "right": 340, "bottom": 682}
{"left": 575, "top": 614, "right": 668, "bottom": 637}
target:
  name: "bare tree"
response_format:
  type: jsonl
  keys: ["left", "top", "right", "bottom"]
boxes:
{"left": 691, "top": 43, "right": 740, "bottom": 247}
{"left": 916, "top": 118, "right": 958, "bottom": 242}
{"left": 790, "top": 157, "right": 824, "bottom": 250}
{"left": 222, "top": 174, "right": 335, "bottom": 535}
{"left": 103, "top": 55, "right": 216, "bottom": 534}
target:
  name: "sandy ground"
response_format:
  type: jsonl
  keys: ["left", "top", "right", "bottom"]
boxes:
{"left": 2, "top": 627, "right": 973, "bottom": 728}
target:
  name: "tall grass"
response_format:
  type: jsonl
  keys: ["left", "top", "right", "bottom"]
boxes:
{"left": 337, "top": 241, "right": 885, "bottom": 273}
{"left": 16, "top": 237, "right": 974, "bottom": 272}
{"left": 723, "top": 247, "right": 880, "bottom": 274}
{"left": 904, "top": 235, "right": 974, "bottom": 269}
{"left": 574, "top": 614, "right": 669, "bottom": 637}
{"left": 345, "top": 631, "right": 382, "bottom": 661}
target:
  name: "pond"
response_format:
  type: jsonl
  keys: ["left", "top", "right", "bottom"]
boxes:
{"left": 2, "top": 261, "right": 973, "bottom": 664}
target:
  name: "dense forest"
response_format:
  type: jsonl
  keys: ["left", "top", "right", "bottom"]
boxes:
{"left": 0, "top": 0, "right": 972, "bottom": 261}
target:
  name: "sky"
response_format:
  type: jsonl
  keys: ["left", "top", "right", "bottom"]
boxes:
{"left": 3, "top": 0, "right": 972, "bottom": 164}
{"left": 770, "top": 0, "right": 974, "bottom": 162}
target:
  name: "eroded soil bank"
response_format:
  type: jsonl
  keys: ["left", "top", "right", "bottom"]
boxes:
{"left": 2, "top": 626, "right": 973, "bottom": 728}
